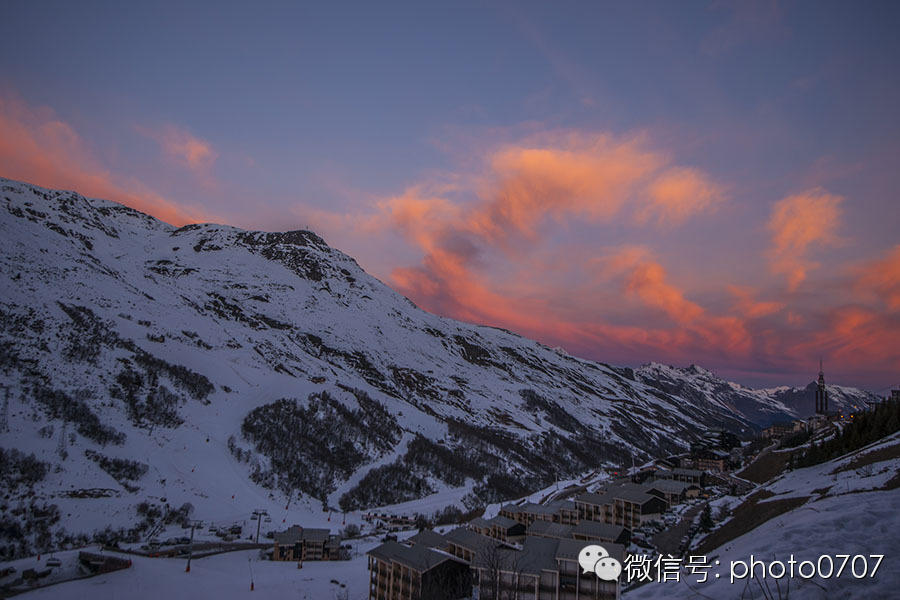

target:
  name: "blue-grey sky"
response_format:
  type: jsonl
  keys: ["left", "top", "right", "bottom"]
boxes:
{"left": 2, "top": 1, "right": 899, "bottom": 390}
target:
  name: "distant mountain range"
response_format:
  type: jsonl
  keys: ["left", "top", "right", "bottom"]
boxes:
{"left": 633, "top": 362, "right": 874, "bottom": 426}
{"left": 0, "top": 177, "right": 878, "bottom": 555}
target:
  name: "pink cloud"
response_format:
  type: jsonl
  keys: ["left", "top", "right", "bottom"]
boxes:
{"left": 366, "top": 131, "right": 895, "bottom": 385}
{"left": 767, "top": 188, "right": 843, "bottom": 290}
{"left": 0, "top": 94, "right": 207, "bottom": 226}
{"left": 857, "top": 244, "right": 900, "bottom": 310}
{"left": 638, "top": 167, "right": 726, "bottom": 226}
{"left": 137, "top": 123, "right": 218, "bottom": 174}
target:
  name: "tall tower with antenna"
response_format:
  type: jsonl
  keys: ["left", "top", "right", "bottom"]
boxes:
{"left": 815, "top": 359, "right": 828, "bottom": 415}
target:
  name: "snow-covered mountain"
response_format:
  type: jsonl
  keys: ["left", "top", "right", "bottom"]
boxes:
{"left": 0, "top": 178, "right": 875, "bottom": 557}
{"left": 635, "top": 363, "right": 877, "bottom": 427}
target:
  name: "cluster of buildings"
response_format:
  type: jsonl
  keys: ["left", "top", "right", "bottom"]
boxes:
{"left": 572, "top": 474, "right": 702, "bottom": 531}
{"left": 761, "top": 419, "right": 808, "bottom": 440}
{"left": 365, "top": 468, "right": 709, "bottom": 600}
{"left": 367, "top": 525, "right": 624, "bottom": 600}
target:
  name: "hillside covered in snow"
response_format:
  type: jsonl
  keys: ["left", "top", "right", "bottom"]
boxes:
{"left": 0, "top": 178, "right": 877, "bottom": 558}
{"left": 626, "top": 432, "right": 900, "bottom": 599}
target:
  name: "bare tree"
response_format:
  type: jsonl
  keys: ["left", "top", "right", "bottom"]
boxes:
{"left": 475, "top": 543, "right": 525, "bottom": 600}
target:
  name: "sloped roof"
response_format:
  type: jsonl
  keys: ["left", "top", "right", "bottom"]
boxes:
{"left": 488, "top": 515, "right": 519, "bottom": 529}
{"left": 527, "top": 521, "right": 574, "bottom": 539}
{"left": 472, "top": 537, "right": 559, "bottom": 576}
{"left": 571, "top": 520, "right": 627, "bottom": 541}
{"left": 273, "top": 525, "right": 334, "bottom": 545}
{"left": 646, "top": 479, "right": 689, "bottom": 493}
{"left": 407, "top": 529, "right": 446, "bottom": 549}
{"left": 545, "top": 499, "right": 577, "bottom": 511}
{"left": 517, "top": 502, "right": 558, "bottom": 516}
{"left": 445, "top": 527, "right": 495, "bottom": 552}
{"left": 367, "top": 540, "right": 458, "bottom": 572}
{"left": 274, "top": 525, "right": 303, "bottom": 545}
{"left": 574, "top": 491, "right": 612, "bottom": 506}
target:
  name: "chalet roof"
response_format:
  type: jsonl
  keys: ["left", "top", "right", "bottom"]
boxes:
{"left": 470, "top": 537, "right": 628, "bottom": 577}
{"left": 274, "top": 525, "right": 303, "bottom": 545}
{"left": 611, "top": 487, "right": 658, "bottom": 505}
{"left": 545, "top": 499, "right": 577, "bottom": 511}
{"left": 301, "top": 528, "right": 330, "bottom": 543}
{"left": 645, "top": 479, "right": 690, "bottom": 493}
{"left": 273, "top": 526, "right": 335, "bottom": 545}
{"left": 574, "top": 491, "right": 612, "bottom": 506}
{"left": 517, "top": 502, "right": 558, "bottom": 516}
{"left": 468, "top": 517, "right": 492, "bottom": 530}
{"left": 591, "top": 481, "right": 659, "bottom": 505}
{"left": 571, "top": 521, "right": 627, "bottom": 541}
{"left": 407, "top": 529, "right": 446, "bottom": 549}
{"left": 472, "top": 537, "right": 559, "bottom": 576}
{"left": 514, "top": 537, "right": 561, "bottom": 575}
{"left": 526, "top": 521, "right": 573, "bottom": 539}
{"left": 367, "top": 541, "right": 456, "bottom": 572}
{"left": 444, "top": 527, "right": 495, "bottom": 552}
{"left": 488, "top": 515, "right": 519, "bottom": 530}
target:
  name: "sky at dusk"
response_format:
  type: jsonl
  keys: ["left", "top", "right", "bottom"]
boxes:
{"left": 2, "top": 1, "right": 899, "bottom": 390}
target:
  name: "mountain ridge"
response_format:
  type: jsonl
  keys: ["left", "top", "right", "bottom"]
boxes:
{"left": 0, "top": 177, "right": 877, "bottom": 558}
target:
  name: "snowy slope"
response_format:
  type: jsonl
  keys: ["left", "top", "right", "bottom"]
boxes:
{"left": 0, "top": 178, "right": 875, "bottom": 557}
{"left": 625, "top": 434, "right": 900, "bottom": 599}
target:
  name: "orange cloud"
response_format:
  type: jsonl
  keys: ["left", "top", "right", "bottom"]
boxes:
{"left": 377, "top": 133, "right": 752, "bottom": 366}
{"left": 625, "top": 260, "right": 705, "bottom": 324}
{"left": 473, "top": 136, "right": 661, "bottom": 242}
{"left": 0, "top": 94, "right": 205, "bottom": 226}
{"left": 139, "top": 123, "right": 218, "bottom": 173}
{"left": 767, "top": 188, "right": 843, "bottom": 290}
{"left": 638, "top": 167, "right": 725, "bottom": 226}
{"left": 381, "top": 133, "right": 721, "bottom": 265}
{"left": 592, "top": 246, "right": 703, "bottom": 324}
{"left": 857, "top": 244, "right": 900, "bottom": 310}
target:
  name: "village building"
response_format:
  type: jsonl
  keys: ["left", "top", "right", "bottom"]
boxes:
{"left": 573, "top": 491, "right": 614, "bottom": 523}
{"left": 500, "top": 500, "right": 580, "bottom": 526}
{"left": 574, "top": 483, "right": 668, "bottom": 530}
{"left": 608, "top": 487, "right": 667, "bottom": 529}
{"left": 471, "top": 536, "right": 624, "bottom": 600}
{"left": 549, "top": 499, "right": 580, "bottom": 525}
{"left": 692, "top": 449, "right": 730, "bottom": 472}
{"left": 468, "top": 515, "right": 525, "bottom": 543}
{"left": 657, "top": 467, "right": 705, "bottom": 486}
{"left": 367, "top": 540, "right": 471, "bottom": 600}
{"left": 643, "top": 478, "right": 696, "bottom": 504}
{"left": 762, "top": 420, "right": 806, "bottom": 439}
{"left": 444, "top": 527, "right": 497, "bottom": 563}
{"left": 272, "top": 525, "right": 341, "bottom": 561}
{"left": 405, "top": 529, "right": 447, "bottom": 549}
